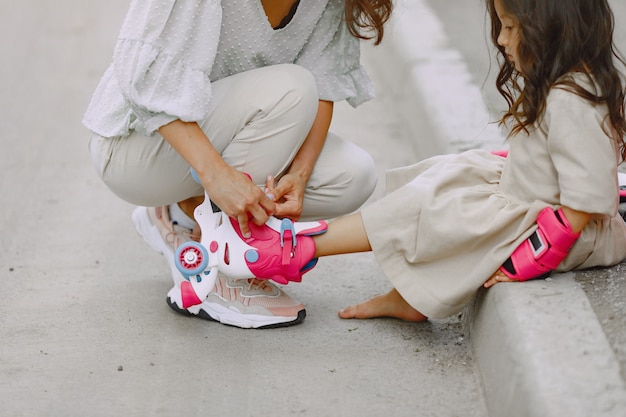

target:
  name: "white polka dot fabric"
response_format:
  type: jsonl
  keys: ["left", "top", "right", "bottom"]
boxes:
{"left": 83, "top": 0, "right": 374, "bottom": 137}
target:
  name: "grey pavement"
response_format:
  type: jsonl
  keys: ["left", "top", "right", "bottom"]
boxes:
{"left": 0, "top": 1, "right": 624, "bottom": 417}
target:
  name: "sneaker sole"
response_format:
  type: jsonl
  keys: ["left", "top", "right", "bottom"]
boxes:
{"left": 166, "top": 288, "right": 306, "bottom": 329}
{"left": 131, "top": 206, "right": 182, "bottom": 282}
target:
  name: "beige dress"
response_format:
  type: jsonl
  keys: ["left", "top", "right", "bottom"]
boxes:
{"left": 362, "top": 78, "right": 626, "bottom": 319}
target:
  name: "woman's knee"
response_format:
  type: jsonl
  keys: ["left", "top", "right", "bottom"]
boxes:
{"left": 268, "top": 64, "right": 318, "bottom": 117}
{"left": 273, "top": 64, "right": 317, "bottom": 98}
{"left": 302, "top": 141, "right": 378, "bottom": 219}
{"left": 338, "top": 148, "right": 378, "bottom": 210}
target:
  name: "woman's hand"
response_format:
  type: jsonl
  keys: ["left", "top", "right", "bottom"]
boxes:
{"left": 201, "top": 166, "right": 275, "bottom": 238}
{"left": 264, "top": 173, "right": 306, "bottom": 221}
{"left": 158, "top": 120, "right": 275, "bottom": 237}
{"left": 263, "top": 100, "right": 333, "bottom": 221}
{"left": 483, "top": 269, "right": 515, "bottom": 288}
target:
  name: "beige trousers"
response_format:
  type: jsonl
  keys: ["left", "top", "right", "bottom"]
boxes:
{"left": 88, "top": 64, "right": 377, "bottom": 220}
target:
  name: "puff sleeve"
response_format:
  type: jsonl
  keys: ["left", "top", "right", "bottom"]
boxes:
{"left": 84, "top": 0, "right": 222, "bottom": 136}
{"left": 545, "top": 87, "right": 620, "bottom": 216}
{"left": 294, "top": 0, "right": 374, "bottom": 107}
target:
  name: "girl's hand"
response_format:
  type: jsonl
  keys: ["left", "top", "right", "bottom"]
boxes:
{"left": 264, "top": 173, "right": 305, "bottom": 221}
{"left": 484, "top": 206, "right": 590, "bottom": 288}
{"left": 483, "top": 269, "right": 515, "bottom": 288}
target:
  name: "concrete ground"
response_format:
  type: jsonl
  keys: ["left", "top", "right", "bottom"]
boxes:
{"left": 0, "top": 2, "right": 485, "bottom": 417}
{"left": 1, "top": 1, "right": 625, "bottom": 417}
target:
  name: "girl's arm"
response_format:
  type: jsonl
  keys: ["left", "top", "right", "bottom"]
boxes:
{"left": 484, "top": 205, "right": 591, "bottom": 288}
{"left": 158, "top": 120, "right": 275, "bottom": 237}
{"left": 267, "top": 100, "right": 334, "bottom": 220}
{"left": 559, "top": 206, "right": 591, "bottom": 233}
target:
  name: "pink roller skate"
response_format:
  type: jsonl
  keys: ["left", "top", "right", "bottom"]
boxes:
{"left": 174, "top": 192, "right": 327, "bottom": 308}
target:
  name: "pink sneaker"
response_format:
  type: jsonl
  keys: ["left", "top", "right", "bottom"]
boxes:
{"left": 166, "top": 276, "right": 306, "bottom": 329}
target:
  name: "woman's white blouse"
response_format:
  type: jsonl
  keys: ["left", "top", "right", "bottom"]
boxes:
{"left": 83, "top": 0, "right": 374, "bottom": 137}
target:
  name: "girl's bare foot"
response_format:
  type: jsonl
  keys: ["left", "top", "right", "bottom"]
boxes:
{"left": 338, "top": 289, "right": 427, "bottom": 322}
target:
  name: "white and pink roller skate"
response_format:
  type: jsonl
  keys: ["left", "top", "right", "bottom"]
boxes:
{"left": 173, "top": 189, "right": 327, "bottom": 309}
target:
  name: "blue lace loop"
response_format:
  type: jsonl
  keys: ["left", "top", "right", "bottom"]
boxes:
{"left": 280, "top": 219, "right": 297, "bottom": 249}
{"left": 190, "top": 168, "right": 201, "bottom": 184}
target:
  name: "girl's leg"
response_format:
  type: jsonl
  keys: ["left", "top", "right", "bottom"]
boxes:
{"left": 312, "top": 213, "right": 427, "bottom": 322}
{"left": 313, "top": 212, "right": 372, "bottom": 256}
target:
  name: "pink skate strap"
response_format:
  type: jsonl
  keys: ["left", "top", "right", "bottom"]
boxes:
{"left": 264, "top": 216, "right": 327, "bottom": 236}
{"left": 500, "top": 207, "right": 580, "bottom": 281}
{"left": 180, "top": 281, "right": 203, "bottom": 308}
{"left": 280, "top": 220, "right": 295, "bottom": 266}
{"left": 491, "top": 149, "right": 509, "bottom": 158}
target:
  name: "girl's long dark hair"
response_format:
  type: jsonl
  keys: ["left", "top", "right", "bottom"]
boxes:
{"left": 345, "top": 0, "right": 393, "bottom": 45}
{"left": 487, "top": 0, "right": 626, "bottom": 161}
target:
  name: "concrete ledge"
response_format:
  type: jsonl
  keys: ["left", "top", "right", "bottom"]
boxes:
{"left": 463, "top": 274, "right": 626, "bottom": 417}
{"left": 383, "top": 0, "right": 505, "bottom": 158}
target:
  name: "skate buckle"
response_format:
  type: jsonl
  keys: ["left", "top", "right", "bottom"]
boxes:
{"left": 280, "top": 219, "right": 297, "bottom": 263}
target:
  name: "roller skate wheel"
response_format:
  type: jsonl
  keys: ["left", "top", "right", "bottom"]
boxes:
{"left": 175, "top": 241, "right": 209, "bottom": 277}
